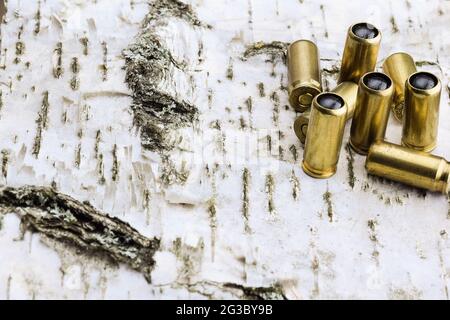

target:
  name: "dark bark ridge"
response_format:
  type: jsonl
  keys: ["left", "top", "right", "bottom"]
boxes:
{"left": 123, "top": 0, "right": 205, "bottom": 151}
{"left": 0, "top": 186, "right": 160, "bottom": 283}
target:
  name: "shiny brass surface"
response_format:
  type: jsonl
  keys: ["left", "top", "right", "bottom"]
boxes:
{"left": 288, "top": 40, "right": 322, "bottom": 112}
{"left": 332, "top": 81, "right": 359, "bottom": 118}
{"left": 338, "top": 22, "right": 381, "bottom": 84}
{"left": 402, "top": 71, "right": 441, "bottom": 153}
{"left": 366, "top": 141, "right": 450, "bottom": 194}
{"left": 302, "top": 93, "right": 347, "bottom": 178}
{"left": 293, "top": 82, "right": 357, "bottom": 144}
{"left": 350, "top": 72, "right": 394, "bottom": 155}
{"left": 382, "top": 52, "right": 417, "bottom": 121}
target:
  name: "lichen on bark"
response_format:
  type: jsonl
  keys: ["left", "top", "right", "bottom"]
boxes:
{"left": 0, "top": 186, "right": 161, "bottom": 283}
{"left": 146, "top": 0, "right": 206, "bottom": 27}
{"left": 223, "top": 282, "right": 287, "bottom": 300}
{"left": 123, "top": 0, "right": 204, "bottom": 151}
{"left": 242, "top": 41, "right": 289, "bottom": 64}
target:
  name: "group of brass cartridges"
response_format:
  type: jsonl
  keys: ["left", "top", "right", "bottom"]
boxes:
{"left": 288, "top": 22, "right": 449, "bottom": 194}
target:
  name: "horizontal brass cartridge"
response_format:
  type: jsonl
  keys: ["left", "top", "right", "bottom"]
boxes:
{"left": 302, "top": 93, "right": 347, "bottom": 178}
{"left": 338, "top": 22, "right": 381, "bottom": 84}
{"left": 382, "top": 52, "right": 417, "bottom": 121}
{"left": 402, "top": 71, "right": 441, "bottom": 153}
{"left": 288, "top": 40, "right": 322, "bottom": 112}
{"left": 350, "top": 72, "right": 394, "bottom": 155}
{"left": 293, "top": 82, "right": 357, "bottom": 144}
{"left": 366, "top": 141, "right": 450, "bottom": 194}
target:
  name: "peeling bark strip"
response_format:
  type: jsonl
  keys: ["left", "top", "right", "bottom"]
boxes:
{"left": 345, "top": 143, "right": 355, "bottom": 189}
{"left": 258, "top": 82, "right": 265, "bottom": 97}
{"left": 265, "top": 174, "right": 276, "bottom": 216}
{"left": 323, "top": 189, "right": 333, "bottom": 222}
{"left": 32, "top": 91, "right": 49, "bottom": 158}
{"left": 207, "top": 198, "right": 217, "bottom": 261}
{"left": 368, "top": 219, "right": 380, "bottom": 264}
{"left": 242, "top": 168, "right": 251, "bottom": 233}
{"left": 223, "top": 283, "right": 287, "bottom": 300}
{"left": 0, "top": 186, "right": 161, "bottom": 283}
{"left": 226, "top": 58, "right": 234, "bottom": 80}
{"left": 34, "top": 0, "right": 41, "bottom": 35}
{"left": 123, "top": 0, "right": 203, "bottom": 151}
{"left": 147, "top": 0, "right": 205, "bottom": 27}
{"left": 0, "top": 90, "right": 3, "bottom": 118}
{"left": 112, "top": 144, "right": 119, "bottom": 182}
{"left": 290, "top": 169, "right": 300, "bottom": 201}
{"left": 70, "top": 57, "right": 80, "bottom": 91}
{"left": 160, "top": 155, "right": 189, "bottom": 186}
{"left": 13, "top": 25, "right": 25, "bottom": 65}
{"left": 242, "top": 41, "right": 289, "bottom": 64}
{"left": 390, "top": 16, "right": 399, "bottom": 33}
{"left": 1, "top": 149, "right": 9, "bottom": 179}
{"left": 80, "top": 37, "right": 89, "bottom": 56}
{"left": 447, "top": 192, "right": 450, "bottom": 219}
{"left": 270, "top": 91, "right": 280, "bottom": 124}
{"left": 176, "top": 280, "right": 286, "bottom": 300}
{"left": 100, "top": 41, "right": 108, "bottom": 81}
{"left": 53, "top": 42, "right": 63, "bottom": 79}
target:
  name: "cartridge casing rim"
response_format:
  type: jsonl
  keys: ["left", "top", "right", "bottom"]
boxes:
{"left": 302, "top": 160, "right": 337, "bottom": 179}
{"left": 312, "top": 92, "right": 348, "bottom": 117}
{"left": 293, "top": 115, "right": 309, "bottom": 144}
{"left": 288, "top": 39, "right": 317, "bottom": 51}
{"left": 348, "top": 23, "right": 382, "bottom": 45}
{"left": 288, "top": 80, "right": 322, "bottom": 97}
{"left": 349, "top": 139, "right": 370, "bottom": 155}
{"left": 401, "top": 140, "right": 437, "bottom": 153}
{"left": 437, "top": 161, "right": 450, "bottom": 194}
{"left": 359, "top": 72, "right": 394, "bottom": 97}
{"left": 406, "top": 71, "right": 442, "bottom": 96}
{"left": 382, "top": 52, "right": 414, "bottom": 66}
{"left": 288, "top": 83, "right": 322, "bottom": 112}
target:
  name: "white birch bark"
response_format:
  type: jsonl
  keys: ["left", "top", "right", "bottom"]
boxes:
{"left": 0, "top": 0, "right": 449, "bottom": 299}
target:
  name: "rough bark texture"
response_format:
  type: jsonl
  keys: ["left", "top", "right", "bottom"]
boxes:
{"left": 0, "top": 0, "right": 449, "bottom": 299}
{"left": 0, "top": 186, "right": 161, "bottom": 283}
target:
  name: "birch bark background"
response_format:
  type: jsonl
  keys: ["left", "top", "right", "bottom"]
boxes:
{"left": 0, "top": 0, "right": 449, "bottom": 299}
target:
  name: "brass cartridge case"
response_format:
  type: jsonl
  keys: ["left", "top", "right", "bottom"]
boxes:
{"left": 402, "top": 71, "right": 441, "bottom": 153}
{"left": 332, "top": 81, "right": 359, "bottom": 118}
{"left": 382, "top": 52, "right": 417, "bottom": 121}
{"left": 293, "top": 114, "right": 309, "bottom": 144}
{"left": 302, "top": 93, "right": 347, "bottom": 178}
{"left": 338, "top": 22, "right": 381, "bottom": 84}
{"left": 350, "top": 72, "right": 394, "bottom": 155}
{"left": 366, "top": 141, "right": 450, "bottom": 194}
{"left": 288, "top": 40, "right": 322, "bottom": 112}
{"left": 293, "top": 82, "right": 357, "bottom": 144}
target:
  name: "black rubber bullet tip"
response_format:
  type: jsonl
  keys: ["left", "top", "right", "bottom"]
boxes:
{"left": 363, "top": 72, "right": 392, "bottom": 91}
{"left": 352, "top": 23, "right": 379, "bottom": 39}
{"left": 409, "top": 72, "right": 438, "bottom": 90}
{"left": 317, "top": 93, "right": 344, "bottom": 110}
